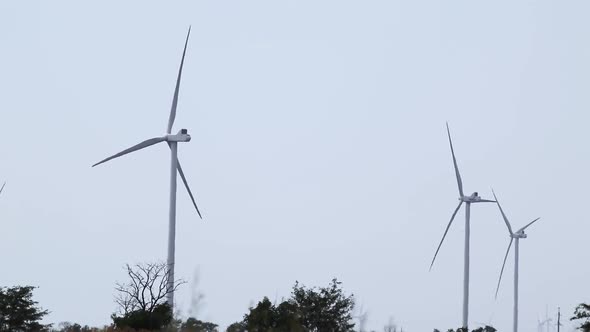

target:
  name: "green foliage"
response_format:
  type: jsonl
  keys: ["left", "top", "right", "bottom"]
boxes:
{"left": 435, "top": 326, "right": 496, "bottom": 332}
{"left": 242, "top": 297, "right": 303, "bottom": 332}
{"left": 54, "top": 322, "right": 101, "bottom": 332}
{"left": 180, "top": 317, "right": 218, "bottom": 332}
{"left": 0, "top": 285, "right": 50, "bottom": 332}
{"left": 56, "top": 322, "right": 81, "bottom": 332}
{"left": 225, "top": 322, "right": 247, "bottom": 332}
{"left": 243, "top": 297, "right": 280, "bottom": 331}
{"left": 111, "top": 303, "right": 173, "bottom": 331}
{"left": 239, "top": 278, "right": 355, "bottom": 332}
{"left": 110, "top": 262, "right": 187, "bottom": 331}
{"left": 290, "top": 279, "right": 355, "bottom": 332}
{"left": 571, "top": 303, "right": 590, "bottom": 332}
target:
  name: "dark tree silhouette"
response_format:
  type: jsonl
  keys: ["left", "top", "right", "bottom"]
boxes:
{"left": 435, "top": 326, "right": 496, "bottom": 332}
{"left": 571, "top": 303, "right": 590, "bottom": 332}
{"left": 180, "top": 317, "right": 218, "bottom": 332}
{"left": 290, "top": 278, "right": 355, "bottom": 332}
{"left": 242, "top": 297, "right": 303, "bottom": 332}
{"left": 54, "top": 322, "right": 98, "bottom": 332}
{"left": 0, "top": 285, "right": 49, "bottom": 332}
{"left": 225, "top": 321, "right": 247, "bottom": 332}
{"left": 111, "top": 262, "right": 185, "bottom": 331}
{"left": 238, "top": 278, "right": 355, "bottom": 332}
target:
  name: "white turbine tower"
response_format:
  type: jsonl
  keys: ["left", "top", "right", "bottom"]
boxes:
{"left": 430, "top": 123, "right": 495, "bottom": 330}
{"left": 92, "top": 27, "right": 202, "bottom": 309}
{"left": 492, "top": 190, "right": 540, "bottom": 332}
{"left": 557, "top": 307, "right": 562, "bottom": 332}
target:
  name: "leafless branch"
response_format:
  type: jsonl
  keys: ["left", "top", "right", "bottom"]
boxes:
{"left": 114, "top": 262, "right": 186, "bottom": 315}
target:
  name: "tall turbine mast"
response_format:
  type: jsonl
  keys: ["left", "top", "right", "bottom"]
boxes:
{"left": 93, "top": 27, "right": 202, "bottom": 310}
{"left": 492, "top": 190, "right": 541, "bottom": 332}
{"left": 430, "top": 123, "right": 495, "bottom": 330}
{"left": 545, "top": 307, "right": 554, "bottom": 332}
{"left": 557, "top": 307, "right": 562, "bottom": 332}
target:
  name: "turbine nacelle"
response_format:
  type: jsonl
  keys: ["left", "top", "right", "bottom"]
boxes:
{"left": 166, "top": 129, "right": 191, "bottom": 142}
{"left": 459, "top": 192, "right": 494, "bottom": 203}
{"left": 459, "top": 192, "right": 479, "bottom": 201}
{"left": 511, "top": 231, "right": 527, "bottom": 239}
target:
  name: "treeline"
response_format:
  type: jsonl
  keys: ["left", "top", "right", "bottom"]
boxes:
{"left": 1, "top": 263, "right": 589, "bottom": 332}
{"left": 0, "top": 276, "right": 358, "bottom": 332}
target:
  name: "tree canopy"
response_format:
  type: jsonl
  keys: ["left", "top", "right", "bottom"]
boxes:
{"left": 571, "top": 303, "right": 590, "bottom": 332}
{"left": 0, "top": 285, "right": 49, "bottom": 332}
{"left": 234, "top": 278, "right": 355, "bottom": 332}
{"left": 434, "top": 326, "right": 496, "bottom": 332}
{"left": 110, "top": 262, "right": 184, "bottom": 331}
{"left": 180, "top": 317, "right": 218, "bottom": 332}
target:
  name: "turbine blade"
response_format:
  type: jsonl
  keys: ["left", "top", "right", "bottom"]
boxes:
{"left": 0, "top": 182, "right": 5, "bottom": 195}
{"left": 92, "top": 137, "right": 166, "bottom": 167}
{"left": 167, "top": 26, "right": 191, "bottom": 134}
{"left": 495, "top": 238, "right": 513, "bottom": 299}
{"left": 446, "top": 122, "right": 464, "bottom": 197}
{"left": 171, "top": 146, "right": 202, "bottom": 219}
{"left": 492, "top": 189, "right": 513, "bottom": 235}
{"left": 177, "top": 160, "right": 202, "bottom": 219}
{"left": 476, "top": 199, "right": 497, "bottom": 203}
{"left": 518, "top": 217, "right": 540, "bottom": 232}
{"left": 430, "top": 201, "right": 463, "bottom": 271}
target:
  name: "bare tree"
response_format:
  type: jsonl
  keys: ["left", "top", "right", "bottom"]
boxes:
{"left": 115, "top": 262, "right": 186, "bottom": 316}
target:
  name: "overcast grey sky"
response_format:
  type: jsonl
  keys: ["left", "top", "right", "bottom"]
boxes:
{"left": 1, "top": 1, "right": 588, "bottom": 331}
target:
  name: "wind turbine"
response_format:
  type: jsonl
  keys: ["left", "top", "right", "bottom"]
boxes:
{"left": 0, "top": 182, "right": 5, "bottom": 195}
{"left": 354, "top": 304, "right": 368, "bottom": 332}
{"left": 538, "top": 317, "right": 553, "bottom": 332}
{"left": 92, "top": 27, "right": 202, "bottom": 309}
{"left": 557, "top": 307, "right": 562, "bottom": 332}
{"left": 430, "top": 123, "right": 495, "bottom": 330}
{"left": 492, "top": 190, "right": 540, "bottom": 332}
{"left": 543, "top": 307, "right": 554, "bottom": 332}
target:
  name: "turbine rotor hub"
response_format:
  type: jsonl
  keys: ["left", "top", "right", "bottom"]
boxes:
{"left": 512, "top": 232, "right": 527, "bottom": 239}
{"left": 460, "top": 192, "right": 482, "bottom": 202}
{"left": 166, "top": 129, "right": 191, "bottom": 142}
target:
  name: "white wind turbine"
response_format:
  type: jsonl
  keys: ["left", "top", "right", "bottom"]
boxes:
{"left": 430, "top": 123, "right": 495, "bottom": 330}
{"left": 557, "top": 307, "right": 562, "bottom": 332}
{"left": 492, "top": 190, "right": 540, "bottom": 332}
{"left": 92, "top": 27, "right": 202, "bottom": 309}
{"left": 537, "top": 314, "right": 553, "bottom": 332}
